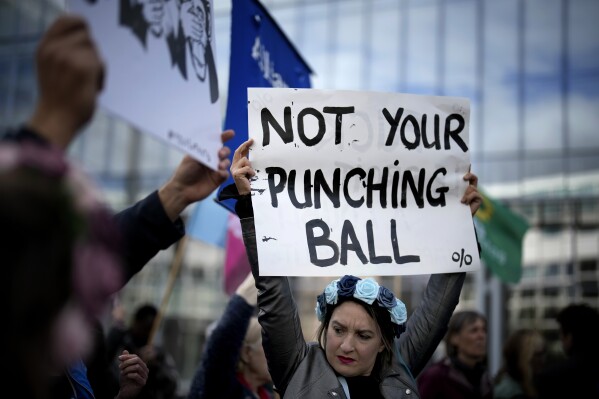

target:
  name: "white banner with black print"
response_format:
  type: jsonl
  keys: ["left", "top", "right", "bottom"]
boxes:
{"left": 69, "top": 0, "right": 222, "bottom": 169}
{"left": 248, "top": 88, "right": 480, "bottom": 276}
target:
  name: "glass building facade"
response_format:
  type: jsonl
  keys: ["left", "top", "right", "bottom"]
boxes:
{"left": 2, "top": 0, "right": 598, "bottom": 392}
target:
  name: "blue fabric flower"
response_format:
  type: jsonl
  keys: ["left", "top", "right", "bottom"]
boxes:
{"left": 337, "top": 275, "right": 360, "bottom": 297}
{"left": 324, "top": 279, "right": 339, "bottom": 304}
{"left": 353, "top": 278, "right": 379, "bottom": 305}
{"left": 389, "top": 299, "right": 407, "bottom": 325}
{"left": 316, "top": 275, "right": 408, "bottom": 338}
{"left": 315, "top": 293, "right": 327, "bottom": 321}
{"left": 377, "top": 285, "right": 397, "bottom": 309}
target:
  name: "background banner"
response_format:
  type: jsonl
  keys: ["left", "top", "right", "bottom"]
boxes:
{"left": 474, "top": 191, "right": 530, "bottom": 283}
{"left": 69, "top": 0, "right": 222, "bottom": 169}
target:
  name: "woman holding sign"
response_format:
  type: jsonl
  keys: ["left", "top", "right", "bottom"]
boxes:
{"left": 224, "top": 138, "right": 482, "bottom": 399}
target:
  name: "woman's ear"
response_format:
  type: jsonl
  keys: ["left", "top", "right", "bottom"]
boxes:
{"left": 240, "top": 344, "right": 252, "bottom": 365}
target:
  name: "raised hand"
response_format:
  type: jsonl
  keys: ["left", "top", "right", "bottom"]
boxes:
{"left": 462, "top": 172, "right": 482, "bottom": 216}
{"left": 158, "top": 130, "right": 234, "bottom": 221}
{"left": 27, "top": 15, "right": 105, "bottom": 149}
{"left": 116, "top": 350, "right": 149, "bottom": 399}
{"left": 235, "top": 271, "right": 258, "bottom": 307}
{"left": 231, "top": 138, "right": 255, "bottom": 196}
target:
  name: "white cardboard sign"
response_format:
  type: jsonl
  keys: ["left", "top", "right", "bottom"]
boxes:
{"left": 248, "top": 88, "right": 480, "bottom": 276}
{"left": 69, "top": 0, "right": 222, "bottom": 169}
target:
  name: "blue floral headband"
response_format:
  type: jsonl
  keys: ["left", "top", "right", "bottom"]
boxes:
{"left": 315, "top": 275, "right": 407, "bottom": 338}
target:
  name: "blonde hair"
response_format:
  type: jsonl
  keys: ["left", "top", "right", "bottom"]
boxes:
{"left": 244, "top": 317, "right": 262, "bottom": 347}
{"left": 496, "top": 329, "right": 545, "bottom": 397}
{"left": 237, "top": 317, "right": 262, "bottom": 372}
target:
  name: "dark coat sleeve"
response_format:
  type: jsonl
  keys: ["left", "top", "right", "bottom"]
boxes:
{"left": 113, "top": 190, "right": 184, "bottom": 282}
{"left": 187, "top": 295, "right": 254, "bottom": 399}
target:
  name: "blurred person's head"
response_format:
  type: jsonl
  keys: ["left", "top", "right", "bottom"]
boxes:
{"left": 130, "top": 303, "right": 158, "bottom": 346}
{"left": 497, "top": 329, "right": 545, "bottom": 397}
{"left": 0, "top": 142, "right": 123, "bottom": 397}
{"left": 237, "top": 317, "right": 271, "bottom": 388}
{"left": 315, "top": 275, "right": 407, "bottom": 378}
{"left": 445, "top": 310, "right": 488, "bottom": 367}
{"left": 556, "top": 303, "right": 599, "bottom": 356}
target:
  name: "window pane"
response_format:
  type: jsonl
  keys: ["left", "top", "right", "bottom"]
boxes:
{"left": 523, "top": 0, "right": 562, "bottom": 152}
{"left": 568, "top": 0, "right": 599, "bottom": 150}
{"left": 405, "top": 2, "right": 437, "bottom": 94}
{"left": 370, "top": 1, "right": 401, "bottom": 92}
{"left": 482, "top": 0, "right": 519, "bottom": 154}
{"left": 445, "top": 1, "right": 476, "bottom": 98}
{"left": 545, "top": 263, "right": 560, "bottom": 277}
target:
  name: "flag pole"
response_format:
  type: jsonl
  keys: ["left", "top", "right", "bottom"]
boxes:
{"left": 148, "top": 235, "right": 188, "bottom": 346}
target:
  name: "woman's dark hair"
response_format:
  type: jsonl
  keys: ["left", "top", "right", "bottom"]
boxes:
{"left": 556, "top": 303, "right": 599, "bottom": 354}
{"left": 316, "top": 297, "right": 396, "bottom": 374}
{"left": 444, "top": 310, "right": 487, "bottom": 358}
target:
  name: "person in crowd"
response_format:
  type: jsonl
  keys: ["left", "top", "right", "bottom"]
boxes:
{"left": 107, "top": 304, "right": 179, "bottom": 399}
{"left": 494, "top": 329, "right": 545, "bottom": 399}
{"left": 50, "top": 314, "right": 150, "bottom": 399}
{"left": 0, "top": 143, "right": 148, "bottom": 399}
{"left": 0, "top": 146, "right": 88, "bottom": 399}
{"left": 535, "top": 303, "right": 599, "bottom": 399}
{"left": 86, "top": 318, "right": 149, "bottom": 399}
{"left": 188, "top": 272, "right": 275, "bottom": 399}
{"left": 1, "top": 13, "right": 233, "bottom": 399}
{"left": 417, "top": 310, "right": 492, "bottom": 399}
{"left": 221, "top": 138, "right": 482, "bottom": 398}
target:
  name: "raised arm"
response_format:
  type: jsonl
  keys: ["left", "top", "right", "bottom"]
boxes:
{"left": 398, "top": 172, "right": 482, "bottom": 377}
{"left": 114, "top": 130, "right": 233, "bottom": 282}
{"left": 188, "top": 272, "right": 256, "bottom": 399}
{"left": 230, "top": 139, "right": 308, "bottom": 395}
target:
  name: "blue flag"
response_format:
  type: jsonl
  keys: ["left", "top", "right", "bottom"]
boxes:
{"left": 187, "top": 0, "right": 312, "bottom": 245}
{"left": 217, "top": 0, "right": 313, "bottom": 213}
{"left": 186, "top": 191, "right": 229, "bottom": 247}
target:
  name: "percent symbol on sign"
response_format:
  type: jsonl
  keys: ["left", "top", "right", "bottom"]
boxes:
{"left": 452, "top": 248, "right": 472, "bottom": 267}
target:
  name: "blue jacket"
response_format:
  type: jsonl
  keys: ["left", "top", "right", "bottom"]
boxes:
{"left": 66, "top": 360, "right": 95, "bottom": 399}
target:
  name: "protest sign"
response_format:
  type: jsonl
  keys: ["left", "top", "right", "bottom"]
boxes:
{"left": 68, "top": 0, "right": 222, "bottom": 169}
{"left": 248, "top": 88, "right": 480, "bottom": 276}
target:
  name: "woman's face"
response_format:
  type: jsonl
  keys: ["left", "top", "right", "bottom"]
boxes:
{"left": 450, "top": 317, "right": 487, "bottom": 361}
{"left": 325, "top": 301, "right": 385, "bottom": 377}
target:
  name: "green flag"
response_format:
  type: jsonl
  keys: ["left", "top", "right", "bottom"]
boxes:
{"left": 474, "top": 190, "right": 530, "bottom": 283}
